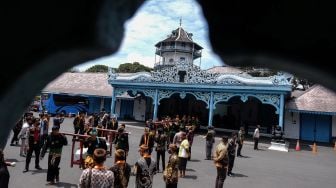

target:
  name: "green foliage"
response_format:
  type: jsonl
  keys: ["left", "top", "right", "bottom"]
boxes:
{"left": 292, "top": 76, "right": 314, "bottom": 90}
{"left": 85, "top": 65, "right": 109, "bottom": 73}
{"left": 85, "top": 62, "right": 152, "bottom": 73}
{"left": 117, "top": 62, "right": 153, "bottom": 73}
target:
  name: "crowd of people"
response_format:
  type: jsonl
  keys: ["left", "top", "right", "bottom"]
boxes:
{"left": 73, "top": 113, "right": 201, "bottom": 188}
{"left": 1, "top": 110, "right": 262, "bottom": 188}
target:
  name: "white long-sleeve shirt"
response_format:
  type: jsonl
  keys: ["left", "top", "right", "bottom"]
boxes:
{"left": 253, "top": 128, "right": 260, "bottom": 138}
{"left": 18, "top": 122, "right": 30, "bottom": 139}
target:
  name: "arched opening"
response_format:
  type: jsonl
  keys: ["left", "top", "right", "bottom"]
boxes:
{"left": 213, "top": 96, "right": 277, "bottom": 134}
{"left": 158, "top": 93, "right": 208, "bottom": 125}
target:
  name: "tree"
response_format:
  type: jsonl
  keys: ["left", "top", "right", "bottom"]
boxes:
{"left": 292, "top": 76, "right": 314, "bottom": 90}
{"left": 117, "top": 62, "right": 153, "bottom": 73}
{"left": 85, "top": 65, "right": 109, "bottom": 73}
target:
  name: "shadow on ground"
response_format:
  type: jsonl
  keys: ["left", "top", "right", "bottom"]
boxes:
{"left": 231, "top": 173, "right": 248, "bottom": 178}
{"left": 5, "top": 158, "right": 21, "bottom": 162}
{"left": 55, "top": 182, "right": 79, "bottom": 188}
{"left": 237, "top": 155, "right": 251, "bottom": 158}
{"left": 183, "top": 175, "right": 197, "bottom": 179}
{"left": 31, "top": 169, "right": 48, "bottom": 174}
{"left": 186, "top": 168, "right": 196, "bottom": 172}
{"left": 255, "top": 148, "right": 266, "bottom": 151}
{"left": 189, "top": 159, "right": 201, "bottom": 162}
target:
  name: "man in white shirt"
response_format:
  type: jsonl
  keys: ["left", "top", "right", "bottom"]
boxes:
{"left": 18, "top": 117, "right": 32, "bottom": 156}
{"left": 253, "top": 125, "right": 260, "bottom": 150}
{"left": 173, "top": 127, "right": 185, "bottom": 152}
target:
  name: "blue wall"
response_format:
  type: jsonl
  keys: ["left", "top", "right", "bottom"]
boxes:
{"left": 88, "top": 97, "right": 101, "bottom": 114}
{"left": 103, "top": 98, "right": 112, "bottom": 113}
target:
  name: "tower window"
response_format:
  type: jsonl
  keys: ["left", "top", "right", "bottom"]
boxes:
{"left": 182, "top": 42, "right": 186, "bottom": 48}
{"left": 169, "top": 58, "right": 174, "bottom": 63}
{"left": 180, "top": 57, "right": 186, "bottom": 62}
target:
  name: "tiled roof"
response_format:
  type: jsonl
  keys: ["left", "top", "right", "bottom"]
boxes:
{"left": 42, "top": 72, "right": 112, "bottom": 97}
{"left": 206, "top": 66, "right": 244, "bottom": 74}
{"left": 155, "top": 27, "right": 202, "bottom": 49}
{"left": 286, "top": 85, "right": 336, "bottom": 113}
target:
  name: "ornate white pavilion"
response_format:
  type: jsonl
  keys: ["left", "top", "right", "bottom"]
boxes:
{"left": 108, "top": 26, "right": 293, "bottom": 133}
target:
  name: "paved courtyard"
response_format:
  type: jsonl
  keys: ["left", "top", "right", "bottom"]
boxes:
{"left": 3, "top": 117, "right": 336, "bottom": 188}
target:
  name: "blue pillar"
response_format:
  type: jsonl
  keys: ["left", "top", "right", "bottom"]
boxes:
{"left": 208, "top": 91, "right": 214, "bottom": 126}
{"left": 278, "top": 94, "right": 285, "bottom": 130}
{"left": 110, "top": 88, "right": 116, "bottom": 116}
{"left": 153, "top": 89, "right": 159, "bottom": 121}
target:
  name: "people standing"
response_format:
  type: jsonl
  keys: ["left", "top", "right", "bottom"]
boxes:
{"left": 110, "top": 116, "right": 119, "bottom": 130}
{"left": 168, "top": 121, "right": 177, "bottom": 146}
{"left": 163, "top": 144, "right": 179, "bottom": 188}
{"left": 39, "top": 114, "right": 49, "bottom": 148}
{"left": 107, "top": 116, "right": 118, "bottom": 144}
{"left": 53, "top": 113, "right": 64, "bottom": 129}
{"left": 110, "top": 149, "right": 131, "bottom": 188}
{"left": 139, "top": 128, "right": 155, "bottom": 155}
{"left": 40, "top": 126, "right": 68, "bottom": 185}
{"left": 18, "top": 117, "right": 32, "bottom": 157}
{"left": 213, "top": 136, "right": 229, "bottom": 188}
{"left": 237, "top": 127, "right": 245, "bottom": 157}
{"left": 79, "top": 148, "right": 114, "bottom": 188}
{"left": 114, "top": 126, "right": 129, "bottom": 162}
{"left": 83, "top": 122, "right": 92, "bottom": 135}
{"left": 227, "top": 132, "right": 237, "bottom": 176}
{"left": 186, "top": 126, "right": 194, "bottom": 160}
{"left": 94, "top": 113, "right": 100, "bottom": 127}
{"left": 173, "top": 127, "right": 185, "bottom": 152}
{"left": 163, "top": 120, "right": 170, "bottom": 143}
{"left": 178, "top": 132, "right": 189, "bottom": 178}
{"left": 87, "top": 114, "right": 95, "bottom": 127}
{"left": 253, "top": 125, "right": 260, "bottom": 150}
{"left": 154, "top": 128, "right": 168, "bottom": 173}
{"left": 73, "top": 112, "right": 85, "bottom": 135}
{"left": 145, "top": 119, "right": 154, "bottom": 131}
{"left": 10, "top": 117, "right": 23, "bottom": 146}
{"left": 0, "top": 149, "right": 10, "bottom": 188}
{"left": 190, "top": 116, "right": 197, "bottom": 131}
{"left": 23, "top": 118, "right": 42, "bottom": 172}
{"left": 101, "top": 113, "right": 109, "bottom": 130}
{"left": 83, "top": 128, "right": 107, "bottom": 169}
{"left": 134, "top": 144, "right": 157, "bottom": 188}
{"left": 204, "top": 126, "right": 216, "bottom": 160}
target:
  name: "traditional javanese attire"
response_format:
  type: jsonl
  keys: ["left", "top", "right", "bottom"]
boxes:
{"left": 134, "top": 154, "right": 157, "bottom": 188}
{"left": 110, "top": 160, "right": 131, "bottom": 188}
{"left": 163, "top": 153, "right": 179, "bottom": 188}
{"left": 25, "top": 126, "right": 41, "bottom": 170}
{"left": 114, "top": 132, "right": 129, "bottom": 162}
{"left": 79, "top": 167, "right": 114, "bottom": 188}
{"left": 41, "top": 133, "right": 68, "bottom": 182}
{"left": 83, "top": 137, "right": 107, "bottom": 168}
{"left": 139, "top": 134, "right": 155, "bottom": 154}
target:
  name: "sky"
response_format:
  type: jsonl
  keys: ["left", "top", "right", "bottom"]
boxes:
{"left": 75, "top": 0, "right": 224, "bottom": 72}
